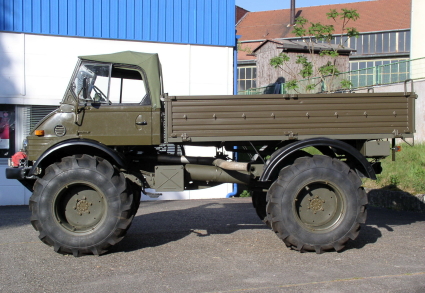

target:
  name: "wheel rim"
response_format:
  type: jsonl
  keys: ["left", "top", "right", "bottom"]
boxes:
{"left": 54, "top": 182, "right": 106, "bottom": 233}
{"left": 294, "top": 181, "right": 345, "bottom": 232}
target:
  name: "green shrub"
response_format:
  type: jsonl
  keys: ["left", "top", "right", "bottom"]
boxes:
{"left": 239, "top": 190, "right": 252, "bottom": 197}
{"left": 364, "top": 143, "right": 425, "bottom": 194}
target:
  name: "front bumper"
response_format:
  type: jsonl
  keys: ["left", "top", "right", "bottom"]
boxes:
{"left": 5, "top": 167, "right": 29, "bottom": 180}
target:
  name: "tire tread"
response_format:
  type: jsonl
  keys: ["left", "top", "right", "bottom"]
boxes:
{"left": 29, "top": 155, "right": 135, "bottom": 256}
{"left": 266, "top": 155, "right": 367, "bottom": 253}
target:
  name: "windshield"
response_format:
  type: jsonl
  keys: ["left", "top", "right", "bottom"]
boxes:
{"left": 73, "top": 63, "right": 111, "bottom": 104}
{"left": 66, "top": 62, "right": 149, "bottom": 105}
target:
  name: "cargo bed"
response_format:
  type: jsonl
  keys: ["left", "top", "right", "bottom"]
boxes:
{"left": 164, "top": 92, "right": 415, "bottom": 143}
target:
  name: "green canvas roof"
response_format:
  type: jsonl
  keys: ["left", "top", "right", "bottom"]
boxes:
{"left": 79, "top": 51, "right": 162, "bottom": 108}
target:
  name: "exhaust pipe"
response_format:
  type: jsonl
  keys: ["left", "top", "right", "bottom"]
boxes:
{"left": 185, "top": 164, "right": 251, "bottom": 185}
{"left": 156, "top": 155, "right": 250, "bottom": 172}
{"left": 212, "top": 159, "right": 250, "bottom": 172}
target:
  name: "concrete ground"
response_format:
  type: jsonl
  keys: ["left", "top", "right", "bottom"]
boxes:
{"left": 0, "top": 197, "right": 424, "bottom": 293}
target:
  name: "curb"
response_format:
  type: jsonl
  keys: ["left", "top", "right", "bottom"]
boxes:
{"left": 366, "top": 188, "right": 425, "bottom": 212}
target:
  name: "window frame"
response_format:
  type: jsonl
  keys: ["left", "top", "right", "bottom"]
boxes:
{"left": 64, "top": 61, "right": 151, "bottom": 106}
{"left": 238, "top": 65, "right": 257, "bottom": 92}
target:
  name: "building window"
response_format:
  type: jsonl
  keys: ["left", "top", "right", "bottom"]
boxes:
{"left": 350, "top": 31, "right": 410, "bottom": 56}
{"left": 238, "top": 66, "right": 257, "bottom": 92}
{"left": 313, "top": 30, "right": 410, "bottom": 56}
{"left": 349, "top": 58, "right": 409, "bottom": 87}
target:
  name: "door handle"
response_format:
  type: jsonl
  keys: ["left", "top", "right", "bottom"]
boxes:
{"left": 136, "top": 121, "right": 148, "bottom": 125}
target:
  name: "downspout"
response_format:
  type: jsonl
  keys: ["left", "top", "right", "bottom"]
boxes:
{"left": 227, "top": 35, "right": 241, "bottom": 198}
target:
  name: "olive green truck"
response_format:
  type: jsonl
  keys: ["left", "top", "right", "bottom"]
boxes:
{"left": 6, "top": 51, "right": 416, "bottom": 256}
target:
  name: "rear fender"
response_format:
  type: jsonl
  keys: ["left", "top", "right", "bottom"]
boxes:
{"left": 260, "top": 137, "right": 376, "bottom": 182}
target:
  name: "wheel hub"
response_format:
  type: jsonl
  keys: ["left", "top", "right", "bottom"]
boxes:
{"left": 294, "top": 182, "right": 344, "bottom": 232}
{"left": 75, "top": 197, "right": 92, "bottom": 215}
{"left": 309, "top": 196, "right": 325, "bottom": 213}
{"left": 55, "top": 184, "right": 106, "bottom": 233}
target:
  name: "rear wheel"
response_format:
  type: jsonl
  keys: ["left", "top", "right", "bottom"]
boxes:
{"left": 266, "top": 155, "right": 367, "bottom": 253}
{"left": 29, "top": 155, "right": 134, "bottom": 256}
{"left": 253, "top": 150, "right": 312, "bottom": 228}
{"left": 251, "top": 191, "right": 270, "bottom": 227}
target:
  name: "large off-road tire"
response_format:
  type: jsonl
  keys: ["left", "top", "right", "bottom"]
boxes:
{"left": 128, "top": 181, "right": 142, "bottom": 216}
{"left": 266, "top": 155, "right": 367, "bottom": 253}
{"left": 251, "top": 191, "right": 270, "bottom": 227}
{"left": 29, "top": 155, "right": 134, "bottom": 256}
{"left": 253, "top": 150, "right": 312, "bottom": 227}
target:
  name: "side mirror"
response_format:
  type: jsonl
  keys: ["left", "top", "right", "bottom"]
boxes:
{"left": 82, "top": 77, "right": 90, "bottom": 100}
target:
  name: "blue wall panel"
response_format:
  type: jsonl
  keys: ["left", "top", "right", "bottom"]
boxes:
{"left": 101, "top": 0, "right": 109, "bottom": 37}
{"left": 41, "top": 0, "right": 49, "bottom": 34}
{"left": 173, "top": 0, "right": 181, "bottom": 42}
{"left": 126, "top": 0, "right": 135, "bottom": 40}
{"left": 165, "top": 0, "right": 173, "bottom": 43}
{"left": 93, "top": 0, "right": 101, "bottom": 37}
{"left": 68, "top": 0, "right": 77, "bottom": 36}
{"left": 0, "top": 0, "right": 235, "bottom": 46}
{"left": 50, "top": 0, "right": 59, "bottom": 35}
{"left": 32, "top": 0, "right": 41, "bottom": 33}
{"left": 109, "top": 0, "right": 118, "bottom": 39}
{"left": 180, "top": 0, "right": 188, "bottom": 43}
{"left": 13, "top": 0, "right": 22, "bottom": 31}
{"left": 211, "top": 0, "right": 218, "bottom": 45}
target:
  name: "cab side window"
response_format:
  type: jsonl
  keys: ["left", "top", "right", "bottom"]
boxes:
{"left": 109, "top": 67, "right": 150, "bottom": 105}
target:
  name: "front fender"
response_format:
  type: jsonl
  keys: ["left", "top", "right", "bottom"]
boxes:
{"left": 259, "top": 137, "right": 376, "bottom": 182}
{"left": 28, "top": 138, "right": 126, "bottom": 176}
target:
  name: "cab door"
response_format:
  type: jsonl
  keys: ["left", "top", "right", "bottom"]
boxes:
{"left": 77, "top": 104, "right": 152, "bottom": 145}
{"left": 75, "top": 63, "right": 153, "bottom": 146}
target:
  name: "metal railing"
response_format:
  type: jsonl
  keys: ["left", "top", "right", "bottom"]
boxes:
{"left": 238, "top": 57, "right": 425, "bottom": 95}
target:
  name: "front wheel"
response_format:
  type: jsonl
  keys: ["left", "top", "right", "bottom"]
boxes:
{"left": 29, "top": 155, "right": 134, "bottom": 256}
{"left": 266, "top": 155, "right": 368, "bottom": 253}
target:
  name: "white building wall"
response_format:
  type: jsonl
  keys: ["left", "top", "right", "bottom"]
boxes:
{"left": 411, "top": 0, "right": 425, "bottom": 75}
{"left": 410, "top": 0, "right": 425, "bottom": 142}
{"left": 0, "top": 32, "right": 234, "bottom": 103}
{"left": 0, "top": 32, "right": 235, "bottom": 205}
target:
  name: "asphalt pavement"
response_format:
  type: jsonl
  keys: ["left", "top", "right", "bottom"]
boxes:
{"left": 1, "top": 197, "right": 424, "bottom": 293}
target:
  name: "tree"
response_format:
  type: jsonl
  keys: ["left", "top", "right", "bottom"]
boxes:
{"left": 269, "top": 9, "right": 360, "bottom": 93}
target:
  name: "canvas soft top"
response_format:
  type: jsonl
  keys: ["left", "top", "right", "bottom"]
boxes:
{"left": 79, "top": 51, "right": 162, "bottom": 108}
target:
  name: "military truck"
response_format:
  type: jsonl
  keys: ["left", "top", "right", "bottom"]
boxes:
{"left": 6, "top": 51, "right": 416, "bottom": 256}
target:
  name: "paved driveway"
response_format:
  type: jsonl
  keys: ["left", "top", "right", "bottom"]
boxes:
{"left": 1, "top": 198, "right": 424, "bottom": 292}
